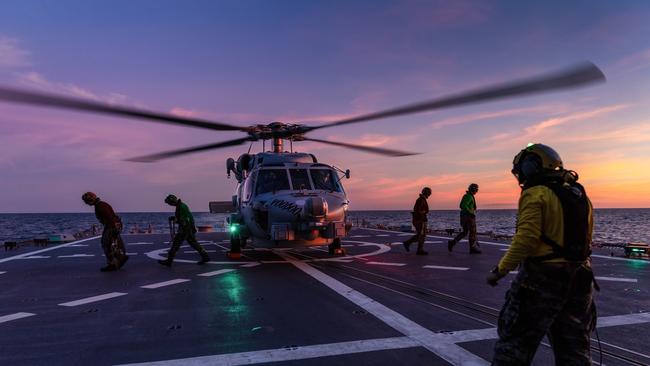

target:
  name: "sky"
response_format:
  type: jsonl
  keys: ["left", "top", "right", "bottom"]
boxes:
{"left": 1, "top": 0, "right": 650, "bottom": 212}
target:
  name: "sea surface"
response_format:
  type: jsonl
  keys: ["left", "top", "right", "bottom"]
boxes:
{"left": 1, "top": 209, "right": 649, "bottom": 245}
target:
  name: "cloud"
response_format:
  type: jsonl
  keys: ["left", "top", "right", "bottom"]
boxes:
{"left": 615, "top": 48, "right": 650, "bottom": 72}
{"left": 430, "top": 104, "right": 564, "bottom": 129}
{"left": 0, "top": 35, "right": 30, "bottom": 67}
{"left": 17, "top": 72, "right": 103, "bottom": 100}
{"left": 170, "top": 107, "right": 200, "bottom": 118}
{"left": 523, "top": 104, "right": 629, "bottom": 136}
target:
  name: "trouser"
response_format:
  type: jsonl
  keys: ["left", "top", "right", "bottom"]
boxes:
{"left": 492, "top": 261, "right": 597, "bottom": 366}
{"left": 101, "top": 226, "right": 126, "bottom": 264}
{"left": 167, "top": 228, "right": 209, "bottom": 260}
{"left": 452, "top": 214, "right": 478, "bottom": 250}
{"left": 404, "top": 220, "right": 426, "bottom": 251}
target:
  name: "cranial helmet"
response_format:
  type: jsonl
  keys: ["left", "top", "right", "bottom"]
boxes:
{"left": 511, "top": 143, "right": 563, "bottom": 185}
{"left": 81, "top": 192, "right": 98, "bottom": 205}
{"left": 164, "top": 194, "right": 179, "bottom": 205}
{"left": 421, "top": 187, "right": 432, "bottom": 197}
{"left": 468, "top": 183, "right": 479, "bottom": 192}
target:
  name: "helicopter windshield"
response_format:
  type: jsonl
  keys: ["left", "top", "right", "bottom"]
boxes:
{"left": 310, "top": 169, "right": 342, "bottom": 192}
{"left": 289, "top": 169, "right": 311, "bottom": 190}
{"left": 256, "top": 169, "right": 290, "bottom": 194}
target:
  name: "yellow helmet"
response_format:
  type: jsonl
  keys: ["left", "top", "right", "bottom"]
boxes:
{"left": 512, "top": 143, "right": 563, "bottom": 185}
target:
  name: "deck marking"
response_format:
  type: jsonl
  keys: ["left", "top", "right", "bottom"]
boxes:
{"left": 375, "top": 234, "right": 390, "bottom": 237}
{"left": 58, "top": 254, "right": 95, "bottom": 258}
{"left": 127, "top": 242, "right": 153, "bottom": 245}
{"left": 279, "top": 252, "right": 489, "bottom": 366}
{"left": 350, "top": 235, "right": 370, "bottom": 238}
{"left": 594, "top": 276, "right": 638, "bottom": 283}
{"left": 198, "top": 269, "right": 235, "bottom": 277}
{"left": 0, "top": 271, "right": 6, "bottom": 275}
{"left": 0, "top": 236, "right": 100, "bottom": 264}
{"left": 141, "top": 279, "right": 191, "bottom": 289}
{"left": 117, "top": 337, "right": 419, "bottom": 366}
{"left": 365, "top": 228, "right": 650, "bottom": 264}
{"left": 367, "top": 261, "right": 406, "bottom": 267}
{"left": 425, "top": 241, "right": 442, "bottom": 244}
{"left": 0, "top": 312, "right": 36, "bottom": 324}
{"left": 398, "top": 233, "right": 413, "bottom": 236}
{"left": 423, "top": 265, "right": 470, "bottom": 271}
{"left": 59, "top": 292, "right": 127, "bottom": 307}
{"left": 20, "top": 255, "right": 50, "bottom": 259}
{"left": 67, "top": 244, "right": 88, "bottom": 247}
{"left": 241, "top": 263, "right": 261, "bottom": 268}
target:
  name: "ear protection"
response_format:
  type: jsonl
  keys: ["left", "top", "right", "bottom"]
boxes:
{"left": 519, "top": 154, "right": 542, "bottom": 180}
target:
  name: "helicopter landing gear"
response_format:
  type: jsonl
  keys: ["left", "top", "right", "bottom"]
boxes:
{"left": 228, "top": 237, "right": 242, "bottom": 259}
{"left": 328, "top": 238, "right": 345, "bottom": 255}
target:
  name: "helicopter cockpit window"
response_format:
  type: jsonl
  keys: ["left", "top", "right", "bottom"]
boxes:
{"left": 310, "top": 169, "right": 342, "bottom": 192}
{"left": 256, "top": 169, "right": 290, "bottom": 194}
{"left": 289, "top": 169, "right": 312, "bottom": 190}
{"left": 242, "top": 171, "right": 256, "bottom": 202}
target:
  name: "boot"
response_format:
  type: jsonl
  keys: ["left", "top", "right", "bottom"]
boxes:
{"left": 100, "top": 263, "right": 117, "bottom": 272}
{"left": 197, "top": 254, "right": 210, "bottom": 265}
{"left": 158, "top": 258, "right": 173, "bottom": 267}
{"left": 469, "top": 245, "right": 482, "bottom": 254}
{"left": 403, "top": 241, "right": 411, "bottom": 252}
{"left": 447, "top": 240, "right": 455, "bottom": 253}
{"left": 118, "top": 255, "right": 129, "bottom": 268}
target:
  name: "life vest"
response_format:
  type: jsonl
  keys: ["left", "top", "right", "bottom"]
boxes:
{"left": 528, "top": 181, "right": 591, "bottom": 262}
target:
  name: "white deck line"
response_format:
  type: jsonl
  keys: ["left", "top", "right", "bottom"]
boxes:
{"left": 0, "top": 312, "right": 36, "bottom": 324}
{"left": 364, "top": 228, "right": 650, "bottom": 263}
{"left": 366, "top": 261, "right": 406, "bottom": 267}
{"left": 0, "top": 236, "right": 101, "bottom": 264}
{"left": 20, "top": 255, "right": 50, "bottom": 259}
{"left": 594, "top": 276, "right": 638, "bottom": 283}
{"left": 58, "top": 254, "right": 95, "bottom": 258}
{"left": 59, "top": 292, "right": 128, "bottom": 307}
{"left": 141, "top": 279, "right": 191, "bottom": 289}
{"left": 117, "top": 337, "right": 419, "bottom": 366}
{"left": 197, "top": 269, "right": 235, "bottom": 277}
{"left": 0, "top": 271, "right": 6, "bottom": 275}
{"left": 280, "top": 253, "right": 489, "bottom": 365}
{"left": 423, "top": 265, "right": 470, "bottom": 271}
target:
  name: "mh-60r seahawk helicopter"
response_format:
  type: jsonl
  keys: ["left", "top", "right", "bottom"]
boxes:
{"left": 0, "top": 62, "right": 605, "bottom": 257}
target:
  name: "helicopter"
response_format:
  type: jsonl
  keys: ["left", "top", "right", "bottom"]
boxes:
{"left": 0, "top": 62, "right": 605, "bottom": 257}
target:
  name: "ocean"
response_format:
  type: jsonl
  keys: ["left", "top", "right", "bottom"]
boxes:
{"left": 1, "top": 209, "right": 649, "bottom": 245}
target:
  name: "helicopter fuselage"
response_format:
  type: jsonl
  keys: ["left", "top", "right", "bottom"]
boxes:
{"left": 227, "top": 152, "right": 350, "bottom": 247}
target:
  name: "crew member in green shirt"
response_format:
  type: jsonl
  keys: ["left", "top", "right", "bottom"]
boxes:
{"left": 158, "top": 194, "right": 210, "bottom": 267}
{"left": 448, "top": 183, "right": 482, "bottom": 254}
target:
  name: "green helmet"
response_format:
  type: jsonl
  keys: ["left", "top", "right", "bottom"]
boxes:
{"left": 164, "top": 194, "right": 179, "bottom": 205}
{"left": 81, "top": 191, "right": 98, "bottom": 205}
{"left": 511, "top": 143, "right": 563, "bottom": 185}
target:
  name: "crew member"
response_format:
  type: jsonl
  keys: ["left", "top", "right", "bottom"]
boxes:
{"left": 448, "top": 183, "right": 482, "bottom": 254}
{"left": 487, "top": 143, "right": 596, "bottom": 365}
{"left": 402, "top": 187, "right": 431, "bottom": 255}
{"left": 82, "top": 192, "right": 128, "bottom": 272}
{"left": 158, "top": 195, "right": 210, "bottom": 267}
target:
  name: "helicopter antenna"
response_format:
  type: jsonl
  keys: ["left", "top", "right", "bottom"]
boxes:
{"left": 290, "top": 139, "right": 293, "bottom": 153}
{"left": 247, "top": 141, "right": 253, "bottom": 154}
{"left": 262, "top": 140, "right": 265, "bottom": 152}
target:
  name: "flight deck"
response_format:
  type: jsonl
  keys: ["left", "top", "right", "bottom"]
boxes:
{"left": 1, "top": 228, "right": 648, "bottom": 365}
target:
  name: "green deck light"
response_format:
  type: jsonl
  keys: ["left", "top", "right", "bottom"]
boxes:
{"left": 229, "top": 224, "right": 238, "bottom": 234}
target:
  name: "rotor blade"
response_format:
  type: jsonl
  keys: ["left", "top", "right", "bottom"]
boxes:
{"left": 126, "top": 137, "right": 252, "bottom": 162}
{"left": 307, "top": 62, "right": 605, "bottom": 131}
{"left": 302, "top": 137, "right": 418, "bottom": 157}
{"left": 0, "top": 87, "right": 245, "bottom": 132}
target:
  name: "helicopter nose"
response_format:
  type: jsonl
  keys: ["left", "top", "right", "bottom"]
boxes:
{"left": 306, "top": 197, "right": 328, "bottom": 218}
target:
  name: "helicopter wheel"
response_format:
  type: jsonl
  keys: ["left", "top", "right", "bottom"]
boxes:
{"left": 228, "top": 237, "right": 242, "bottom": 259}
{"left": 328, "top": 238, "right": 345, "bottom": 256}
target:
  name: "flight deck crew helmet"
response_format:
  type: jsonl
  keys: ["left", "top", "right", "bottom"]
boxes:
{"left": 164, "top": 194, "right": 179, "bottom": 205}
{"left": 511, "top": 143, "right": 563, "bottom": 186}
{"left": 421, "top": 187, "right": 432, "bottom": 197}
{"left": 468, "top": 183, "right": 479, "bottom": 193}
{"left": 82, "top": 192, "right": 98, "bottom": 205}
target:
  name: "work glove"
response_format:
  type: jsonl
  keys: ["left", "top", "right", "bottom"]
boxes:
{"left": 486, "top": 266, "right": 507, "bottom": 287}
